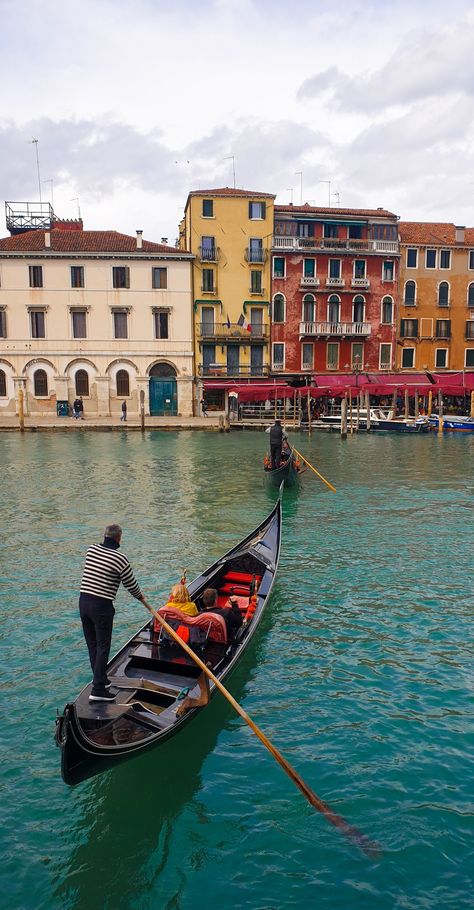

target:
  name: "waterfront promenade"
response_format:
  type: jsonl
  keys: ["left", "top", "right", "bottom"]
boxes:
{"left": 0, "top": 414, "right": 221, "bottom": 432}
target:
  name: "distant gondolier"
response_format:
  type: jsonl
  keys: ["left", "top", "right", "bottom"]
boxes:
{"left": 269, "top": 419, "right": 284, "bottom": 469}
{"left": 79, "top": 524, "right": 152, "bottom": 702}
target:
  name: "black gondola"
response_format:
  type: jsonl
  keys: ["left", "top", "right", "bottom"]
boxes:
{"left": 264, "top": 451, "right": 299, "bottom": 488}
{"left": 56, "top": 500, "right": 282, "bottom": 785}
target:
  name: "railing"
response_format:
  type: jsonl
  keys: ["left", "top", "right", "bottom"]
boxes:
{"left": 249, "top": 286, "right": 265, "bottom": 296}
{"left": 326, "top": 277, "right": 345, "bottom": 287}
{"left": 198, "top": 364, "right": 269, "bottom": 377}
{"left": 301, "top": 276, "right": 320, "bottom": 286}
{"left": 198, "top": 245, "right": 219, "bottom": 262}
{"left": 200, "top": 285, "right": 216, "bottom": 294}
{"left": 299, "top": 321, "right": 372, "bottom": 336}
{"left": 272, "top": 236, "right": 399, "bottom": 254}
{"left": 351, "top": 277, "right": 370, "bottom": 288}
{"left": 245, "top": 248, "right": 267, "bottom": 263}
{"left": 198, "top": 322, "right": 269, "bottom": 339}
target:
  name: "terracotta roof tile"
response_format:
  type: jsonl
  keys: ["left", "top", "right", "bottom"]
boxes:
{"left": 275, "top": 204, "right": 398, "bottom": 219}
{"left": 0, "top": 230, "right": 191, "bottom": 255}
{"left": 399, "top": 222, "right": 474, "bottom": 246}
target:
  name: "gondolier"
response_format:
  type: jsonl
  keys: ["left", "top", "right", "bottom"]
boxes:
{"left": 79, "top": 523, "right": 152, "bottom": 702}
{"left": 269, "top": 419, "right": 285, "bottom": 468}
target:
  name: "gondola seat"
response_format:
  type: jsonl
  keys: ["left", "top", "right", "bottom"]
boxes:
{"left": 223, "top": 571, "right": 262, "bottom": 585}
{"left": 216, "top": 594, "right": 249, "bottom": 613}
{"left": 157, "top": 606, "right": 228, "bottom": 644}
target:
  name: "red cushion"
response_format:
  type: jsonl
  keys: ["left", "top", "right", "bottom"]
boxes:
{"left": 216, "top": 595, "right": 249, "bottom": 613}
{"left": 155, "top": 606, "right": 227, "bottom": 643}
{"left": 220, "top": 583, "right": 250, "bottom": 596}
{"left": 223, "top": 571, "right": 261, "bottom": 585}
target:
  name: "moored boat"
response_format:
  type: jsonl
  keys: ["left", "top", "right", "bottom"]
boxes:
{"left": 428, "top": 414, "right": 474, "bottom": 432}
{"left": 56, "top": 501, "right": 282, "bottom": 785}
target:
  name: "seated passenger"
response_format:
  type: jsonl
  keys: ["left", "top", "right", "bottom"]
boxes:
{"left": 201, "top": 587, "right": 243, "bottom": 639}
{"left": 166, "top": 580, "right": 198, "bottom": 617}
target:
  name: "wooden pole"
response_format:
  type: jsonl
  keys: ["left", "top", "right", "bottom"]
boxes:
{"left": 307, "top": 387, "right": 311, "bottom": 437}
{"left": 428, "top": 390, "right": 433, "bottom": 416}
{"left": 438, "top": 390, "right": 443, "bottom": 435}
{"left": 366, "top": 390, "right": 371, "bottom": 432}
{"left": 414, "top": 391, "right": 419, "bottom": 418}
{"left": 341, "top": 395, "right": 347, "bottom": 440}
{"left": 290, "top": 445, "right": 337, "bottom": 492}
{"left": 18, "top": 386, "right": 25, "bottom": 433}
{"left": 349, "top": 395, "right": 353, "bottom": 435}
{"left": 404, "top": 388, "right": 409, "bottom": 419}
{"left": 356, "top": 392, "right": 361, "bottom": 432}
{"left": 140, "top": 389, "right": 145, "bottom": 432}
{"left": 471, "top": 390, "right": 474, "bottom": 419}
{"left": 293, "top": 389, "right": 297, "bottom": 428}
{"left": 391, "top": 390, "right": 397, "bottom": 419}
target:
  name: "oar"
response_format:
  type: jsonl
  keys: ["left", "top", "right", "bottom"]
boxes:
{"left": 149, "top": 606, "right": 379, "bottom": 858}
{"left": 291, "top": 445, "right": 337, "bottom": 493}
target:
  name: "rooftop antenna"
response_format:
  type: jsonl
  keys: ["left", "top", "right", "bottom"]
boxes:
{"left": 30, "top": 138, "right": 42, "bottom": 204}
{"left": 294, "top": 171, "right": 303, "bottom": 205}
{"left": 287, "top": 187, "right": 294, "bottom": 204}
{"left": 71, "top": 197, "right": 81, "bottom": 220}
{"left": 332, "top": 191, "right": 341, "bottom": 207}
{"left": 223, "top": 155, "right": 236, "bottom": 188}
{"left": 43, "top": 179, "right": 54, "bottom": 208}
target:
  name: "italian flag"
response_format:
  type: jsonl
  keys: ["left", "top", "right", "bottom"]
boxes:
{"left": 238, "top": 314, "right": 251, "bottom": 331}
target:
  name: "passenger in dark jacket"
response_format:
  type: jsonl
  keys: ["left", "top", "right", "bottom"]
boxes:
{"left": 269, "top": 419, "right": 284, "bottom": 468}
{"left": 201, "top": 587, "right": 243, "bottom": 639}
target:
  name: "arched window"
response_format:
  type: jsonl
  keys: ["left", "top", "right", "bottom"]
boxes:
{"left": 0, "top": 369, "right": 6, "bottom": 397}
{"left": 116, "top": 369, "right": 130, "bottom": 396}
{"left": 272, "top": 294, "right": 285, "bottom": 323}
{"left": 149, "top": 362, "right": 177, "bottom": 378}
{"left": 468, "top": 283, "right": 474, "bottom": 307}
{"left": 34, "top": 369, "right": 48, "bottom": 397}
{"left": 302, "top": 294, "right": 315, "bottom": 323}
{"left": 438, "top": 281, "right": 449, "bottom": 307}
{"left": 353, "top": 295, "right": 365, "bottom": 323}
{"left": 382, "top": 296, "right": 393, "bottom": 324}
{"left": 404, "top": 280, "right": 416, "bottom": 305}
{"left": 75, "top": 369, "right": 89, "bottom": 396}
{"left": 328, "top": 294, "right": 340, "bottom": 323}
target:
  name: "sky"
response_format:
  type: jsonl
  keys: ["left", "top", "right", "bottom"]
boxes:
{"left": 1, "top": 0, "right": 473, "bottom": 243}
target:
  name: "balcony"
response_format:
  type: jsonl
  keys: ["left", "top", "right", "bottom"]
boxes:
{"left": 272, "top": 236, "right": 399, "bottom": 254}
{"left": 198, "top": 245, "right": 219, "bottom": 262}
{"left": 244, "top": 247, "right": 267, "bottom": 263}
{"left": 301, "top": 276, "right": 320, "bottom": 287}
{"left": 198, "top": 321, "right": 269, "bottom": 340}
{"left": 249, "top": 286, "right": 265, "bottom": 296}
{"left": 299, "top": 321, "right": 372, "bottom": 337}
{"left": 351, "top": 277, "right": 370, "bottom": 289}
{"left": 326, "top": 277, "right": 345, "bottom": 288}
{"left": 200, "top": 284, "right": 217, "bottom": 294}
{"left": 198, "top": 363, "right": 270, "bottom": 377}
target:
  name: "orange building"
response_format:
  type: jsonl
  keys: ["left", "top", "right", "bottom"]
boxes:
{"left": 398, "top": 223, "right": 474, "bottom": 373}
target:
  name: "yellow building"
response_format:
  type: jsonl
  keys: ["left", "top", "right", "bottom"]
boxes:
{"left": 398, "top": 222, "right": 474, "bottom": 373}
{"left": 179, "top": 187, "right": 275, "bottom": 412}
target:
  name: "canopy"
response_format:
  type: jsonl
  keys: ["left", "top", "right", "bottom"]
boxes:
{"left": 203, "top": 381, "right": 295, "bottom": 402}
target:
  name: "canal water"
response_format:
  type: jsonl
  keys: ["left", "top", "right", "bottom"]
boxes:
{"left": 0, "top": 429, "right": 472, "bottom": 910}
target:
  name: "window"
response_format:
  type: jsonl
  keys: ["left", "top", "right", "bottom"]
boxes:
{"left": 435, "top": 349, "right": 448, "bottom": 368}
{"left": 29, "top": 265, "right": 43, "bottom": 288}
{"left": 426, "top": 249, "right": 437, "bottom": 269}
{"left": 303, "top": 258, "right": 315, "bottom": 278}
{"left": 435, "top": 319, "right": 451, "bottom": 338}
{"left": 33, "top": 369, "right": 48, "bottom": 396}
{"left": 440, "top": 249, "right": 451, "bottom": 269}
{"left": 30, "top": 310, "right": 45, "bottom": 338}
{"left": 402, "top": 348, "right": 415, "bottom": 368}
{"left": 249, "top": 201, "right": 266, "bottom": 220}
{"left": 154, "top": 311, "right": 169, "bottom": 339}
{"left": 381, "top": 296, "right": 393, "bottom": 324}
{"left": 324, "top": 223, "right": 338, "bottom": 238}
{"left": 201, "top": 236, "right": 216, "bottom": 260}
{"left": 380, "top": 343, "right": 392, "bottom": 369}
{"left": 329, "top": 259, "right": 341, "bottom": 279}
{"left": 250, "top": 270, "right": 262, "bottom": 293}
{"left": 400, "top": 318, "right": 418, "bottom": 338}
{"left": 273, "top": 257, "right": 285, "bottom": 278}
{"left": 438, "top": 282, "right": 449, "bottom": 307}
{"left": 0, "top": 309, "right": 6, "bottom": 338}
{"left": 327, "top": 342, "right": 339, "bottom": 370}
{"left": 113, "top": 311, "right": 128, "bottom": 339}
{"left": 302, "top": 343, "right": 314, "bottom": 370}
{"left": 469, "top": 251, "right": 474, "bottom": 270}
{"left": 328, "top": 295, "right": 340, "bottom": 323}
{"left": 302, "top": 294, "right": 315, "bottom": 323}
{"left": 202, "top": 199, "right": 213, "bottom": 217}
{"left": 297, "top": 221, "right": 314, "bottom": 238}
{"left": 466, "top": 321, "right": 474, "bottom": 340}
{"left": 466, "top": 349, "right": 474, "bottom": 367}
{"left": 468, "top": 283, "right": 474, "bottom": 307}
{"left": 0, "top": 369, "right": 6, "bottom": 397}
{"left": 404, "top": 280, "right": 416, "bottom": 305}
{"left": 202, "top": 269, "right": 214, "bottom": 292}
{"left": 272, "top": 294, "right": 285, "bottom": 323}
{"left": 152, "top": 267, "right": 167, "bottom": 289}
{"left": 112, "top": 266, "right": 130, "bottom": 289}
{"left": 407, "top": 248, "right": 418, "bottom": 268}
{"left": 116, "top": 370, "right": 130, "bottom": 396}
{"left": 272, "top": 342, "right": 284, "bottom": 369}
{"left": 249, "top": 238, "right": 263, "bottom": 263}
{"left": 75, "top": 370, "right": 89, "bottom": 396}
{"left": 70, "top": 266, "right": 84, "bottom": 288}
{"left": 354, "top": 260, "right": 366, "bottom": 279}
{"left": 352, "top": 342, "right": 363, "bottom": 369}
{"left": 348, "top": 224, "right": 362, "bottom": 239}
{"left": 353, "top": 295, "right": 365, "bottom": 323}
{"left": 72, "top": 310, "right": 87, "bottom": 339}
{"left": 383, "top": 260, "right": 394, "bottom": 281}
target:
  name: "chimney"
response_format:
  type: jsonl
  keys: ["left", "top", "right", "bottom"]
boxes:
{"left": 136, "top": 230, "right": 143, "bottom": 249}
{"left": 455, "top": 225, "right": 465, "bottom": 243}
{"left": 161, "top": 237, "right": 168, "bottom": 245}
{"left": 45, "top": 231, "right": 51, "bottom": 248}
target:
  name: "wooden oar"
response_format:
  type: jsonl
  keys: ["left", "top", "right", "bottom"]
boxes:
{"left": 291, "top": 445, "right": 337, "bottom": 493}
{"left": 149, "top": 606, "right": 379, "bottom": 858}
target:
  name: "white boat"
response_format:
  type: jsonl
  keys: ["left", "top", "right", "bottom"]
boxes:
{"left": 314, "top": 407, "right": 391, "bottom": 430}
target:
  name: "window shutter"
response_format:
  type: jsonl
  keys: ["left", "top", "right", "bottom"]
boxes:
{"left": 261, "top": 201, "right": 266, "bottom": 218}
{"left": 248, "top": 202, "right": 252, "bottom": 219}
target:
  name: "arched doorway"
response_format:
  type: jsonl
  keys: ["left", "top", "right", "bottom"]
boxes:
{"left": 149, "top": 363, "right": 177, "bottom": 416}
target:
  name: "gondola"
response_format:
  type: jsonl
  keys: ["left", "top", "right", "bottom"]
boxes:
{"left": 55, "top": 500, "right": 282, "bottom": 785}
{"left": 264, "top": 451, "right": 299, "bottom": 488}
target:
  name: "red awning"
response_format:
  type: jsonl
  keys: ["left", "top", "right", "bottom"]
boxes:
{"left": 203, "top": 381, "right": 295, "bottom": 401}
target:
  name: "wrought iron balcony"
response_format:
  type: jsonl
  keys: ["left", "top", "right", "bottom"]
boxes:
{"left": 245, "top": 247, "right": 267, "bottom": 263}
{"left": 198, "top": 322, "right": 269, "bottom": 340}
{"left": 272, "top": 236, "right": 399, "bottom": 254}
{"left": 198, "top": 245, "right": 219, "bottom": 262}
{"left": 198, "top": 363, "right": 269, "bottom": 377}
{"left": 299, "top": 321, "right": 372, "bottom": 337}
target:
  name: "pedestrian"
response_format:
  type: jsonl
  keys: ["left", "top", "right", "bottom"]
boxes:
{"left": 120, "top": 401, "right": 127, "bottom": 422}
{"left": 79, "top": 523, "right": 153, "bottom": 702}
{"left": 201, "top": 397, "right": 207, "bottom": 417}
{"left": 72, "top": 397, "right": 81, "bottom": 419}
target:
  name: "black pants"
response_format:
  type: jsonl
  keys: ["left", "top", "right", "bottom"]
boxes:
{"left": 79, "top": 593, "right": 115, "bottom": 690}
{"left": 270, "top": 444, "right": 282, "bottom": 469}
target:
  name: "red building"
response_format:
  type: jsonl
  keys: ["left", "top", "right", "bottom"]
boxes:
{"left": 270, "top": 204, "right": 400, "bottom": 378}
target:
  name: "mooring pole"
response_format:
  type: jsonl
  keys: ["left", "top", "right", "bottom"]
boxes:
{"left": 140, "top": 389, "right": 145, "bottom": 433}
{"left": 18, "top": 386, "right": 25, "bottom": 433}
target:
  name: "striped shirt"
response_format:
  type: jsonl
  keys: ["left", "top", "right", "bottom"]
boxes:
{"left": 80, "top": 544, "right": 142, "bottom": 602}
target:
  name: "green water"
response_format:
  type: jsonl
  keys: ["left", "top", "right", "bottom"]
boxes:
{"left": 0, "top": 429, "right": 473, "bottom": 910}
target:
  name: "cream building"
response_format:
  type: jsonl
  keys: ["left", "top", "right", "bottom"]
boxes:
{"left": 0, "top": 223, "right": 194, "bottom": 417}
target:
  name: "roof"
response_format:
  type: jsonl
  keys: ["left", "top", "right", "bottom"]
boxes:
{"left": 0, "top": 230, "right": 191, "bottom": 255}
{"left": 188, "top": 187, "right": 275, "bottom": 198}
{"left": 399, "top": 222, "right": 474, "bottom": 246}
{"left": 275, "top": 203, "right": 398, "bottom": 219}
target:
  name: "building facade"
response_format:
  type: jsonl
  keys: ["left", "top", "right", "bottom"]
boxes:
{"left": 0, "top": 222, "right": 194, "bottom": 417}
{"left": 270, "top": 204, "right": 400, "bottom": 378}
{"left": 179, "top": 188, "right": 275, "bottom": 410}
{"left": 398, "top": 222, "right": 474, "bottom": 373}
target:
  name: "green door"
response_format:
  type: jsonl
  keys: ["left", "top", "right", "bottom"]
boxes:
{"left": 149, "top": 378, "right": 177, "bottom": 416}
